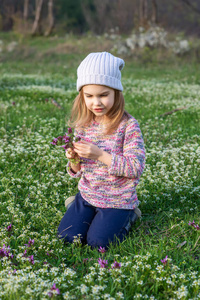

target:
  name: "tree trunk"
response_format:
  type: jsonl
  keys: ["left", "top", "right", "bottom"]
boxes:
{"left": 139, "top": 0, "right": 144, "bottom": 25}
{"left": 143, "top": 0, "right": 148, "bottom": 21}
{"left": 24, "top": 0, "right": 29, "bottom": 20}
{"left": 32, "top": 0, "right": 44, "bottom": 35}
{"left": 45, "top": 0, "right": 54, "bottom": 36}
{"left": 139, "top": 0, "right": 148, "bottom": 26}
{"left": 151, "top": 0, "right": 158, "bottom": 23}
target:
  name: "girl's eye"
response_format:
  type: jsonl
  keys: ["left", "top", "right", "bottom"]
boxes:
{"left": 86, "top": 95, "right": 92, "bottom": 98}
{"left": 101, "top": 94, "right": 108, "bottom": 97}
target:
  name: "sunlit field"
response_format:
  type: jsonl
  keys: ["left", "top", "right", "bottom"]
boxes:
{"left": 0, "top": 38, "right": 200, "bottom": 299}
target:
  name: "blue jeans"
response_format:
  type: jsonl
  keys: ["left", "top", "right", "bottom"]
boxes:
{"left": 57, "top": 192, "right": 137, "bottom": 249}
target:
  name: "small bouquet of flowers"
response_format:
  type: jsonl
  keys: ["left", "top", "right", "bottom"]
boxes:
{"left": 51, "top": 127, "right": 81, "bottom": 164}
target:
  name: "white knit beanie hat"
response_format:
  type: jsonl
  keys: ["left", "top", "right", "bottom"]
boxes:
{"left": 77, "top": 52, "right": 125, "bottom": 92}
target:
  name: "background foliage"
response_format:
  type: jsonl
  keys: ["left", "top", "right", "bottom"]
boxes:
{"left": 0, "top": 0, "right": 200, "bottom": 35}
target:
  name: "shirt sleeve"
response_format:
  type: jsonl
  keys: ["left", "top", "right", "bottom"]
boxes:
{"left": 66, "top": 127, "right": 83, "bottom": 178}
{"left": 108, "top": 120, "right": 145, "bottom": 179}
{"left": 66, "top": 161, "right": 82, "bottom": 178}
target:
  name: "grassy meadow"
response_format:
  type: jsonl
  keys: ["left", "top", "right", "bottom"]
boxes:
{"left": 0, "top": 34, "right": 200, "bottom": 299}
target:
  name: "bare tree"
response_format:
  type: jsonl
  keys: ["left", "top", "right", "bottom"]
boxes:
{"left": 151, "top": 0, "right": 158, "bottom": 23}
{"left": 1, "top": 0, "right": 15, "bottom": 31}
{"left": 45, "top": 0, "right": 54, "bottom": 36}
{"left": 81, "top": 0, "right": 106, "bottom": 34}
{"left": 32, "top": 0, "right": 44, "bottom": 35}
{"left": 139, "top": 0, "right": 148, "bottom": 26}
{"left": 114, "top": 0, "right": 136, "bottom": 33}
{"left": 82, "top": 0, "right": 136, "bottom": 34}
{"left": 23, "top": 0, "right": 29, "bottom": 20}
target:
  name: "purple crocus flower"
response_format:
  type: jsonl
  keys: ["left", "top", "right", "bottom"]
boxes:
{"left": 51, "top": 128, "right": 81, "bottom": 156}
{"left": 73, "top": 135, "right": 81, "bottom": 142}
{"left": 51, "top": 138, "right": 58, "bottom": 145}
{"left": 62, "top": 135, "right": 70, "bottom": 143}
{"left": 28, "top": 239, "right": 34, "bottom": 246}
{"left": 28, "top": 255, "right": 34, "bottom": 264}
{"left": 0, "top": 244, "right": 13, "bottom": 259}
{"left": 48, "top": 283, "right": 60, "bottom": 298}
{"left": 188, "top": 220, "right": 196, "bottom": 227}
{"left": 98, "top": 258, "right": 108, "bottom": 268}
{"left": 98, "top": 246, "right": 106, "bottom": 253}
{"left": 112, "top": 261, "right": 121, "bottom": 269}
{"left": 24, "top": 238, "right": 34, "bottom": 247}
{"left": 0, "top": 245, "right": 7, "bottom": 257}
{"left": 68, "top": 127, "right": 72, "bottom": 134}
{"left": 61, "top": 144, "right": 69, "bottom": 150}
{"left": 188, "top": 220, "right": 200, "bottom": 230}
{"left": 6, "top": 224, "right": 12, "bottom": 232}
{"left": 161, "top": 255, "right": 168, "bottom": 265}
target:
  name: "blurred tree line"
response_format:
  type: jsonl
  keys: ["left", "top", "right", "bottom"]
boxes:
{"left": 0, "top": 0, "right": 200, "bottom": 36}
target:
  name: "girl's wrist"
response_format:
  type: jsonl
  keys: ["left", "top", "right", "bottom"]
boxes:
{"left": 69, "top": 161, "right": 81, "bottom": 173}
{"left": 97, "top": 150, "right": 112, "bottom": 167}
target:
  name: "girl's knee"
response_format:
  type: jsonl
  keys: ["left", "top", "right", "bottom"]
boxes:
{"left": 86, "top": 230, "right": 127, "bottom": 249}
{"left": 86, "top": 234, "right": 109, "bottom": 249}
{"left": 57, "top": 225, "right": 74, "bottom": 243}
{"left": 86, "top": 239, "right": 104, "bottom": 249}
{"left": 58, "top": 224, "right": 86, "bottom": 245}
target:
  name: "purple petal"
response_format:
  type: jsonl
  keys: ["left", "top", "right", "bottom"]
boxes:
{"left": 61, "top": 145, "right": 69, "bottom": 150}
{"left": 51, "top": 283, "right": 56, "bottom": 290}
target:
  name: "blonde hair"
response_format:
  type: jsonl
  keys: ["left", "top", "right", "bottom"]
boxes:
{"left": 68, "top": 88, "right": 127, "bottom": 135}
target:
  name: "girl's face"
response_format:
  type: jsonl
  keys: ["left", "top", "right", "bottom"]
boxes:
{"left": 83, "top": 85, "right": 115, "bottom": 121}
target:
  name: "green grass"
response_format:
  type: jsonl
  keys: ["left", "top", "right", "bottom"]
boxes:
{"left": 0, "top": 34, "right": 200, "bottom": 300}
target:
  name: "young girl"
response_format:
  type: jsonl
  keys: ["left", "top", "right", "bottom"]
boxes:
{"left": 57, "top": 52, "right": 145, "bottom": 249}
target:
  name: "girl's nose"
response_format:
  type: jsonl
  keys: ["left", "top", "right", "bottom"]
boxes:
{"left": 94, "top": 97, "right": 101, "bottom": 105}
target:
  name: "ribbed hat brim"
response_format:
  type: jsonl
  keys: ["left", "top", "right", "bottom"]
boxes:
{"left": 77, "top": 74, "right": 123, "bottom": 91}
{"left": 76, "top": 52, "right": 124, "bottom": 91}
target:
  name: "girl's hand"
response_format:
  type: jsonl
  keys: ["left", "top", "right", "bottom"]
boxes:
{"left": 65, "top": 148, "right": 80, "bottom": 161}
{"left": 66, "top": 148, "right": 81, "bottom": 173}
{"left": 73, "top": 140, "right": 103, "bottom": 160}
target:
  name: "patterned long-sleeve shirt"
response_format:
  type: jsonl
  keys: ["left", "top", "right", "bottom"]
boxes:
{"left": 67, "top": 113, "right": 145, "bottom": 210}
